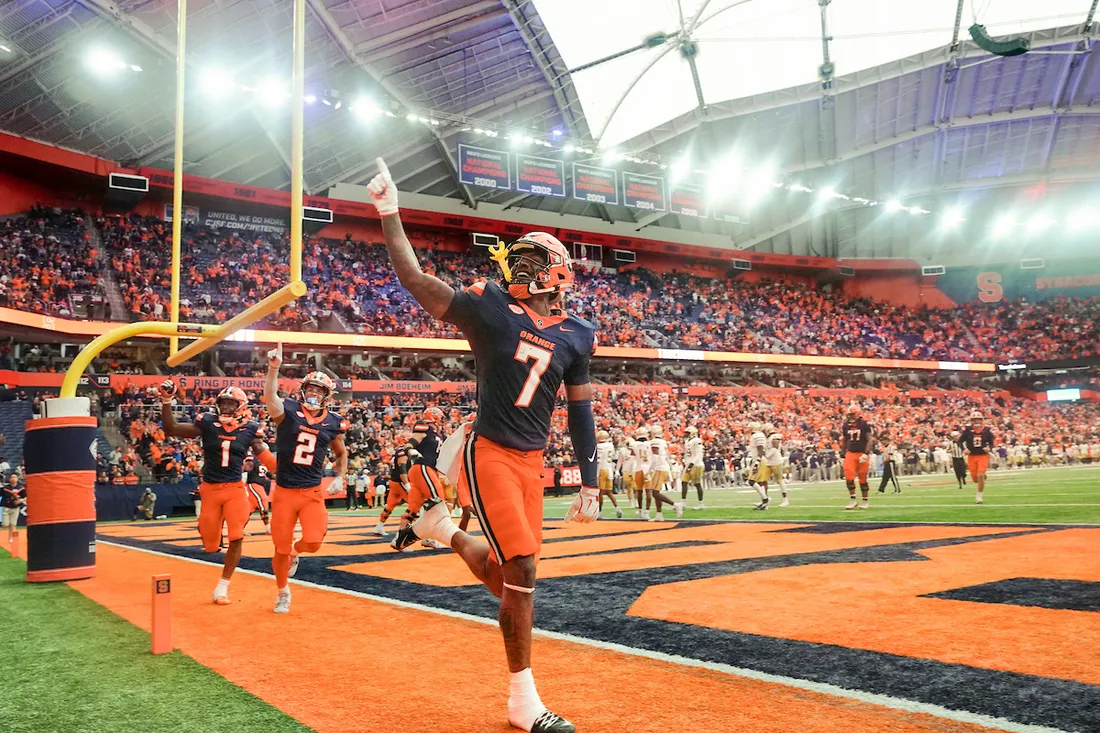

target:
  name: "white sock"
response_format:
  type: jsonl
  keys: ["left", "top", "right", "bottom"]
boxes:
{"left": 435, "top": 520, "right": 459, "bottom": 547}
{"left": 277, "top": 584, "right": 290, "bottom": 594}
{"left": 214, "top": 578, "right": 230, "bottom": 596}
{"left": 374, "top": 522, "right": 385, "bottom": 532}
{"left": 507, "top": 668, "right": 545, "bottom": 731}
{"left": 755, "top": 485, "right": 768, "bottom": 501}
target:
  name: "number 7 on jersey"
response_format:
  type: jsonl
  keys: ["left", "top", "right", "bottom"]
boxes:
{"left": 513, "top": 341, "right": 552, "bottom": 407}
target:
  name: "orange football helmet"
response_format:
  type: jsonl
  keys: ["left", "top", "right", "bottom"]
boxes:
{"left": 215, "top": 387, "right": 251, "bottom": 431}
{"left": 421, "top": 407, "right": 444, "bottom": 426}
{"left": 489, "top": 231, "right": 574, "bottom": 301}
{"left": 299, "top": 371, "right": 337, "bottom": 411}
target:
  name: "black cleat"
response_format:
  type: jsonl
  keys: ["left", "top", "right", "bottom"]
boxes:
{"left": 390, "top": 525, "right": 420, "bottom": 553}
{"left": 530, "top": 710, "right": 575, "bottom": 733}
{"left": 753, "top": 497, "right": 770, "bottom": 511}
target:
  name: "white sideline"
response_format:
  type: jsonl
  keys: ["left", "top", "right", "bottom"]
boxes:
{"left": 96, "top": 540, "right": 1071, "bottom": 733}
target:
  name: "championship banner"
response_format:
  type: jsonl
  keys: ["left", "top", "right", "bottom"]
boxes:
{"left": 622, "top": 172, "right": 666, "bottom": 212}
{"left": 163, "top": 204, "right": 199, "bottom": 224}
{"left": 458, "top": 144, "right": 511, "bottom": 190}
{"left": 515, "top": 154, "right": 566, "bottom": 197}
{"left": 712, "top": 200, "right": 749, "bottom": 225}
{"left": 669, "top": 182, "right": 707, "bottom": 219}
{"left": 201, "top": 210, "right": 288, "bottom": 234}
{"left": 572, "top": 163, "right": 619, "bottom": 206}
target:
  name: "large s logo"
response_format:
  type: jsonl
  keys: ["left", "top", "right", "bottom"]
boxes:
{"left": 976, "top": 271, "right": 1003, "bottom": 303}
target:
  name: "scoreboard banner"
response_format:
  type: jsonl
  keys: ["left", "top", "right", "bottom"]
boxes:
{"left": 622, "top": 172, "right": 666, "bottom": 212}
{"left": 572, "top": 163, "right": 619, "bottom": 206}
{"left": 669, "top": 182, "right": 707, "bottom": 218}
{"left": 515, "top": 154, "right": 566, "bottom": 197}
{"left": 458, "top": 145, "right": 511, "bottom": 190}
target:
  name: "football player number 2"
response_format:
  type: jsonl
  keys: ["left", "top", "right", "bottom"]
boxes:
{"left": 293, "top": 432, "right": 317, "bottom": 465}
{"left": 513, "top": 341, "right": 552, "bottom": 408}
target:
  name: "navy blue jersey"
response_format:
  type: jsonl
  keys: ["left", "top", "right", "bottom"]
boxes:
{"left": 443, "top": 280, "right": 595, "bottom": 451}
{"left": 411, "top": 424, "right": 440, "bottom": 468}
{"left": 198, "top": 412, "right": 261, "bottom": 484}
{"left": 275, "top": 398, "right": 346, "bottom": 488}
{"left": 960, "top": 427, "right": 994, "bottom": 455}
{"left": 841, "top": 418, "right": 872, "bottom": 453}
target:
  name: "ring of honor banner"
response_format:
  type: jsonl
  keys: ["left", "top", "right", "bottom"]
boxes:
{"left": 515, "top": 154, "right": 566, "bottom": 197}
{"left": 572, "top": 163, "right": 619, "bottom": 206}
{"left": 622, "top": 172, "right": 666, "bottom": 212}
{"left": 669, "top": 182, "right": 707, "bottom": 219}
{"left": 458, "top": 145, "right": 511, "bottom": 190}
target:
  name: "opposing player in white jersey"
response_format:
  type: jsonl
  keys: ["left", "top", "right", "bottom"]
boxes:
{"left": 616, "top": 435, "right": 636, "bottom": 505}
{"left": 748, "top": 422, "right": 770, "bottom": 509}
{"left": 683, "top": 426, "right": 706, "bottom": 509}
{"left": 760, "top": 430, "right": 790, "bottom": 507}
{"left": 645, "top": 426, "right": 684, "bottom": 522}
{"left": 595, "top": 430, "right": 622, "bottom": 518}
{"left": 630, "top": 427, "right": 653, "bottom": 519}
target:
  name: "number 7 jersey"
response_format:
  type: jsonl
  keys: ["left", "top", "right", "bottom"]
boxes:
{"left": 275, "top": 397, "right": 347, "bottom": 488}
{"left": 443, "top": 280, "right": 596, "bottom": 452}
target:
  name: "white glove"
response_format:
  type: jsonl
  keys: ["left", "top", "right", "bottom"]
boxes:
{"left": 565, "top": 487, "right": 600, "bottom": 524}
{"left": 366, "top": 158, "right": 399, "bottom": 216}
{"left": 267, "top": 342, "right": 282, "bottom": 370}
{"left": 326, "top": 476, "right": 345, "bottom": 496}
{"left": 858, "top": 453, "right": 869, "bottom": 464}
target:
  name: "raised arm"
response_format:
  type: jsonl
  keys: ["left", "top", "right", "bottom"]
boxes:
{"left": 158, "top": 379, "right": 201, "bottom": 438}
{"left": 265, "top": 344, "right": 284, "bottom": 425}
{"left": 366, "top": 158, "right": 455, "bottom": 318}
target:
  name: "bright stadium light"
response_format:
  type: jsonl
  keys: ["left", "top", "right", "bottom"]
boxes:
{"left": 670, "top": 155, "right": 691, "bottom": 183}
{"left": 602, "top": 150, "right": 623, "bottom": 164}
{"left": 563, "top": 144, "right": 575, "bottom": 153}
{"left": 304, "top": 93, "right": 317, "bottom": 104}
{"left": 1027, "top": 213, "right": 1055, "bottom": 234}
{"left": 255, "top": 77, "right": 288, "bottom": 107}
{"left": 992, "top": 215, "right": 1016, "bottom": 237}
{"left": 1069, "top": 207, "right": 1095, "bottom": 232}
{"left": 353, "top": 97, "right": 381, "bottom": 121}
{"left": 742, "top": 164, "right": 777, "bottom": 207}
{"left": 86, "top": 48, "right": 127, "bottom": 75}
{"left": 0, "top": 44, "right": 12, "bottom": 54}
{"left": 884, "top": 199, "right": 904, "bottom": 213}
{"left": 199, "top": 67, "right": 235, "bottom": 97}
{"left": 941, "top": 208, "right": 966, "bottom": 229}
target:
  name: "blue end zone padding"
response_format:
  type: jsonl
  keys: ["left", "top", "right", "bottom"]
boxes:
{"left": 95, "top": 483, "right": 196, "bottom": 521}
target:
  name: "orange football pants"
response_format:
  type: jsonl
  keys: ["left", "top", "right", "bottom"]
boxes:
{"left": 408, "top": 463, "right": 444, "bottom": 515}
{"left": 198, "top": 481, "right": 250, "bottom": 552}
{"left": 246, "top": 483, "right": 269, "bottom": 514}
{"left": 465, "top": 434, "right": 545, "bottom": 565}
{"left": 843, "top": 451, "right": 869, "bottom": 483}
{"left": 384, "top": 480, "right": 409, "bottom": 514}
{"left": 968, "top": 453, "right": 990, "bottom": 479}
{"left": 270, "top": 484, "right": 328, "bottom": 555}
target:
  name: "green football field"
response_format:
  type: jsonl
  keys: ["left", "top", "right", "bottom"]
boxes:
{"left": 537, "top": 465, "right": 1100, "bottom": 525}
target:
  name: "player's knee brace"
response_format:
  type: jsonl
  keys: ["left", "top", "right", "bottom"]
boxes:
{"left": 846, "top": 480, "right": 856, "bottom": 492}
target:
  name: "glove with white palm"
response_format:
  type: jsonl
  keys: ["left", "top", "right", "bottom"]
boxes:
{"left": 326, "top": 476, "right": 345, "bottom": 496}
{"left": 565, "top": 487, "right": 601, "bottom": 524}
{"left": 366, "top": 158, "right": 399, "bottom": 216}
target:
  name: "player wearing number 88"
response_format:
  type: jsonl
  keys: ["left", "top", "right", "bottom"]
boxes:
{"left": 264, "top": 354, "right": 349, "bottom": 614}
{"left": 159, "top": 382, "right": 272, "bottom": 605}
{"left": 367, "top": 157, "right": 596, "bottom": 732}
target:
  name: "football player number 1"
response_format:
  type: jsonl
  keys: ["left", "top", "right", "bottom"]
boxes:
{"left": 293, "top": 432, "right": 317, "bottom": 465}
{"left": 513, "top": 341, "right": 552, "bottom": 408}
{"left": 220, "top": 439, "right": 232, "bottom": 468}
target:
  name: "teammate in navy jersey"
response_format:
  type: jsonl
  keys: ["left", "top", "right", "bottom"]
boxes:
{"left": 159, "top": 382, "right": 272, "bottom": 605}
{"left": 368, "top": 158, "right": 598, "bottom": 733}
{"left": 393, "top": 407, "right": 449, "bottom": 551}
{"left": 841, "top": 403, "right": 873, "bottom": 510}
{"left": 372, "top": 434, "right": 411, "bottom": 537}
{"left": 264, "top": 345, "right": 348, "bottom": 614}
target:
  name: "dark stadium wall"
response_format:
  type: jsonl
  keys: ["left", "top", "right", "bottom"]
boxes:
{"left": 0, "top": 170, "right": 74, "bottom": 216}
{"left": 935, "top": 261, "right": 1100, "bottom": 304}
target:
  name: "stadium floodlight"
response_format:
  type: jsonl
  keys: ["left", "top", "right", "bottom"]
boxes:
{"left": 353, "top": 98, "right": 382, "bottom": 121}
{"left": 130, "top": 64, "right": 142, "bottom": 72}
{"left": 602, "top": 150, "right": 623, "bottom": 164}
{"left": 0, "top": 44, "right": 12, "bottom": 54}
{"left": 304, "top": 94, "right": 317, "bottom": 104}
{"left": 552, "top": 129, "right": 563, "bottom": 137}
{"left": 941, "top": 208, "right": 966, "bottom": 229}
{"left": 742, "top": 164, "right": 777, "bottom": 207}
{"left": 405, "top": 113, "right": 418, "bottom": 121}
{"left": 563, "top": 144, "right": 575, "bottom": 153}
{"left": 199, "top": 67, "right": 235, "bottom": 97}
{"left": 992, "top": 215, "right": 1016, "bottom": 237}
{"left": 86, "top": 48, "right": 128, "bottom": 75}
{"left": 670, "top": 155, "right": 692, "bottom": 183}
{"left": 1027, "top": 213, "right": 1055, "bottom": 234}
{"left": 884, "top": 199, "right": 904, "bottom": 212}
{"left": 255, "top": 77, "right": 288, "bottom": 107}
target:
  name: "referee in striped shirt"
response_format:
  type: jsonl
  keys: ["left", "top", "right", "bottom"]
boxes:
{"left": 949, "top": 431, "right": 967, "bottom": 489}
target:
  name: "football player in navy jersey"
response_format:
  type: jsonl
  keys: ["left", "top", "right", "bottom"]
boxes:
{"left": 264, "top": 345, "right": 349, "bottom": 614}
{"left": 393, "top": 407, "right": 450, "bottom": 550}
{"left": 368, "top": 158, "right": 598, "bottom": 733}
{"left": 159, "top": 382, "right": 273, "bottom": 605}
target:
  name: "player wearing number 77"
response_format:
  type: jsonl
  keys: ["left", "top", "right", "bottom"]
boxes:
{"left": 263, "top": 345, "right": 349, "bottom": 614}
{"left": 367, "top": 158, "right": 597, "bottom": 733}
{"left": 159, "top": 382, "right": 275, "bottom": 605}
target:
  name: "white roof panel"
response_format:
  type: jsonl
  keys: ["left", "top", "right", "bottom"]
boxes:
{"left": 535, "top": 0, "right": 1093, "bottom": 146}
